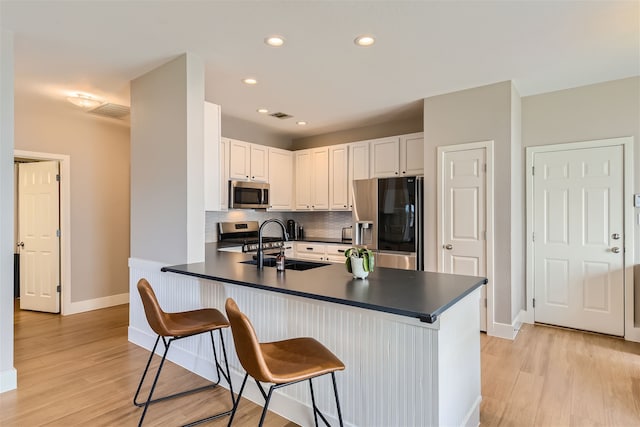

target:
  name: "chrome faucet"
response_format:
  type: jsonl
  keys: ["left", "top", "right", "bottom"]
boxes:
{"left": 257, "top": 219, "right": 289, "bottom": 269}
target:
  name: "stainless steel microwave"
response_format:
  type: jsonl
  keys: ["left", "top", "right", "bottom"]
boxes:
{"left": 229, "top": 180, "right": 270, "bottom": 209}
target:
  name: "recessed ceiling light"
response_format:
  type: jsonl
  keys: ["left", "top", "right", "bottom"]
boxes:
{"left": 242, "top": 78, "right": 258, "bottom": 85}
{"left": 354, "top": 35, "right": 375, "bottom": 47}
{"left": 265, "top": 35, "right": 285, "bottom": 47}
{"left": 257, "top": 108, "right": 269, "bottom": 114}
{"left": 296, "top": 121, "right": 307, "bottom": 126}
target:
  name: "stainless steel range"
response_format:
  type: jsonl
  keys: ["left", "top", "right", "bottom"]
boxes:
{"left": 218, "top": 221, "right": 285, "bottom": 252}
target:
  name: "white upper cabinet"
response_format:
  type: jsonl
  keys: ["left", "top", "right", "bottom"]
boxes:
{"left": 399, "top": 132, "right": 424, "bottom": 176}
{"left": 311, "top": 147, "right": 329, "bottom": 210}
{"left": 295, "top": 147, "right": 330, "bottom": 210}
{"left": 204, "top": 102, "right": 223, "bottom": 211}
{"left": 348, "top": 141, "right": 370, "bottom": 209}
{"left": 370, "top": 133, "right": 424, "bottom": 177}
{"left": 370, "top": 137, "right": 401, "bottom": 177}
{"left": 219, "top": 137, "right": 230, "bottom": 211}
{"left": 268, "top": 147, "right": 294, "bottom": 211}
{"left": 250, "top": 144, "right": 269, "bottom": 182}
{"left": 295, "top": 150, "right": 312, "bottom": 210}
{"left": 228, "top": 139, "right": 268, "bottom": 182}
{"left": 329, "top": 144, "right": 349, "bottom": 210}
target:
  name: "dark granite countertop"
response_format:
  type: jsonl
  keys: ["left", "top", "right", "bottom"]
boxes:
{"left": 162, "top": 248, "right": 486, "bottom": 324}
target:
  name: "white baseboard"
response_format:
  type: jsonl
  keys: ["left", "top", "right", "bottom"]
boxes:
{"left": 489, "top": 319, "right": 521, "bottom": 340}
{"left": 64, "top": 293, "right": 129, "bottom": 315}
{"left": 0, "top": 367, "right": 17, "bottom": 393}
{"left": 127, "top": 326, "right": 353, "bottom": 427}
{"left": 462, "top": 395, "right": 482, "bottom": 427}
{"left": 518, "top": 308, "right": 534, "bottom": 324}
{"left": 625, "top": 326, "right": 640, "bottom": 343}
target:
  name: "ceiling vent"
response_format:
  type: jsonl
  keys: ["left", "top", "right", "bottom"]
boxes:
{"left": 270, "top": 112, "right": 293, "bottom": 120}
{"left": 88, "top": 103, "right": 130, "bottom": 120}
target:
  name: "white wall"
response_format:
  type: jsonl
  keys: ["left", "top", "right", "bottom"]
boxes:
{"left": 221, "top": 114, "right": 291, "bottom": 150}
{"left": 292, "top": 115, "right": 423, "bottom": 150}
{"left": 14, "top": 91, "right": 130, "bottom": 303}
{"left": 0, "top": 29, "right": 17, "bottom": 393}
{"left": 510, "top": 84, "right": 525, "bottom": 319}
{"left": 423, "top": 81, "right": 517, "bottom": 326}
{"left": 522, "top": 76, "right": 640, "bottom": 325}
{"left": 130, "top": 53, "right": 205, "bottom": 264}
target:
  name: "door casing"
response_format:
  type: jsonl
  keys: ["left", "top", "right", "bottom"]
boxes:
{"left": 525, "top": 137, "right": 637, "bottom": 341}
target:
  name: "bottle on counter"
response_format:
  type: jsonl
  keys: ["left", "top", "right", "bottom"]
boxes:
{"left": 276, "top": 248, "right": 286, "bottom": 271}
{"left": 297, "top": 224, "right": 304, "bottom": 239}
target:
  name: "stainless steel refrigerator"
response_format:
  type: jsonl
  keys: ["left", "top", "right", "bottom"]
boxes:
{"left": 352, "top": 176, "right": 424, "bottom": 270}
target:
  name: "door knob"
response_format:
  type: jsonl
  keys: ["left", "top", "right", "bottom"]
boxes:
{"left": 444, "top": 244, "right": 453, "bottom": 250}
{"left": 611, "top": 247, "right": 620, "bottom": 253}
{"left": 612, "top": 233, "right": 621, "bottom": 240}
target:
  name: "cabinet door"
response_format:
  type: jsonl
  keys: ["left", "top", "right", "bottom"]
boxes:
{"left": 295, "top": 150, "right": 312, "bottom": 210}
{"left": 329, "top": 144, "right": 349, "bottom": 210}
{"left": 325, "top": 244, "right": 350, "bottom": 263}
{"left": 400, "top": 132, "right": 424, "bottom": 176}
{"left": 203, "top": 102, "right": 221, "bottom": 211}
{"left": 219, "top": 138, "right": 230, "bottom": 211}
{"left": 311, "top": 147, "right": 329, "bottom": 210}
{"left": 250, "top": 144, "right": 269, "bottom": 182}
{"left": 229, "top": 139, "right": 251, "bottom": 180}
{"left": 294, "top": 242, "right": 327, "bottom": 261}
{"left": 370, "top": 137, "right": 400, "bottom": 178}
{"left": 268, "top": 148, "right": 293, "bottom": 210}
{"left": 348, "top": 141, "right": 370, "bottom": 209}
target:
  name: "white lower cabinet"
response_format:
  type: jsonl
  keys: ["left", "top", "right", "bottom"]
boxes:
{"left": 294, "top": 242, "right": 351, "bottom": 263}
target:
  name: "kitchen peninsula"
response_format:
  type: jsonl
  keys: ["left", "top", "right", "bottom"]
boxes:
{"left": 128, "top": 246, "right": 486, "bottom": 427}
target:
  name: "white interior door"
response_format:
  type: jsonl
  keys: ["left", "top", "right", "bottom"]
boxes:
{"left": 18, "top": 161, "right": 60, "bottom": 313}
{"left": 533, "top": 146, "right": 624, "bottom": 336}
{"left": 440, "top": 147, "right": 487, "bottom": 331}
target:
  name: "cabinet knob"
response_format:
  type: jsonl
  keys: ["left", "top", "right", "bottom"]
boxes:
{"left": 252, "top": 176, "right": 254, "bottom": 179}
{"left": 395, "top": 171, "right": 398, "bottom": 175}
{"left": 402, "top": 171, "right": 406, "bottom": 174}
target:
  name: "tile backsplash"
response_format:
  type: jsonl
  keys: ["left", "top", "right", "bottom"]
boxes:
{"left": 205, "top": 210, "right": 352, "bottom": 242}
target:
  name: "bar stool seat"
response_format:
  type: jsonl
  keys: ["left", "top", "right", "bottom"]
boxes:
{"left": 225, "top": 298, "right": 345, "bottom": 427}
{"left": 134, "top": 278, "right": 234, "bottom": 427}
{"left": 260, "top": 337, "right": 345, "bottom": 383}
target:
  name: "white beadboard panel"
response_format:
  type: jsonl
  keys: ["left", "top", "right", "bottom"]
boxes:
{"left": 128, "top": 258, "right": 481, "bottom": 427}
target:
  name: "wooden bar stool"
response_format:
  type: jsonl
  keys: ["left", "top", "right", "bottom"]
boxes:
{"left": 225, "top": 298, "right": 345, "bottom": 427}
{"left": 134, "top": 278, "right": 234, "bottom": 426}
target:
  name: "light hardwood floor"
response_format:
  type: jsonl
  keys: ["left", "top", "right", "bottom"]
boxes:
{"left": 1, "top": 301, "right": 296, "bottom": 426}
{"left": 2, "top": 302, "right": 640, "bottom": 426}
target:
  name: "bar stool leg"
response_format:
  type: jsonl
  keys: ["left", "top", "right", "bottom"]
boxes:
{"left": 133, "top": 335, "right": 162, "bottom": 407}
{"left": 309, "top": 378, "right": 320, "bottom": 427}
{"left": 227, "top": 373, "right": 249, "bottom": 427}
{"left": 258, "top": 385, "right": 276, "bottom": 427}
{"left": 332, "top": 372, "right": 344, "bottom": 427}
{"left": 139, "top": 338, "right": 172, "bottom": 427}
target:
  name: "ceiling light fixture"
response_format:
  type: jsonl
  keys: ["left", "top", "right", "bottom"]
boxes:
{"left": 354, "top": 35, "right": 375, "bottom": 47}
{"left": 242, "top": 78, "right": 258, "bottom": 85}
{"left": 296, "top": 121, "right": 307, "bottom": 126}
{"left": 264, "top": 35, "right": 285, "bottom": 47}
{"left": 66, "top": 93, "right": 103, "bottom": 109}
{"left": 257, "top": 108, "right": 269, "bottom": 114}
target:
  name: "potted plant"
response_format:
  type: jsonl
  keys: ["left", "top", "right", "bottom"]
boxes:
{"left": 345, "top": 247, "right": 375, "bottom": 279}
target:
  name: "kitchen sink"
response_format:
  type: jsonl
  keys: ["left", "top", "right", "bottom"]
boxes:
{"left": 240, "top": 258, "right": 330, "bottom": 271}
